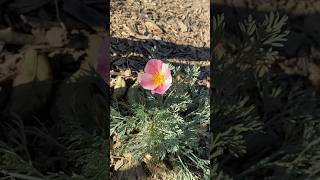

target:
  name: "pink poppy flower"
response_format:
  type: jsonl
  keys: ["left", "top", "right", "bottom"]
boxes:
{"left": 139, "top": 59, "right": 172, "bottom": 95}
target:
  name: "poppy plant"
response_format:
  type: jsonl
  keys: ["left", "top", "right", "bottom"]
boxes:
{"left": 139, "top": 59, "right": 172, "bottom": 95}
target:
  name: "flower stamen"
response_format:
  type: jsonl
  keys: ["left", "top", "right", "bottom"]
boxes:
{"left": 153, "top": 72, "right": 165, "bottom": 86}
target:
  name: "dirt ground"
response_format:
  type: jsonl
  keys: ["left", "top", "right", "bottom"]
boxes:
{"left": 110, "top": 0, "right": 210, "bottom": 179}
{"left": 110, "top": 0, "right": 210, "bottom": 86}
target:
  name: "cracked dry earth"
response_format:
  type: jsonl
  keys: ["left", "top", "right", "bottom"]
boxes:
{"left": 110, "top": 0, "right": 210, "bottom": 179}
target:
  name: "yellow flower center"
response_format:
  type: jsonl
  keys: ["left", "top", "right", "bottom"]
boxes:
{"left": 152, "top": 72, "right": 165, "bottom": 86}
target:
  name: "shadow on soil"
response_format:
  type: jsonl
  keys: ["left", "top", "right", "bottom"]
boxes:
{"left": 111, "top": 37, "right": 210, "bottom": 71}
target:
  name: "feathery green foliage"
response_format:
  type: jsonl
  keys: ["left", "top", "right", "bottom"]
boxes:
{"left": 212, "top": 11, "right": 320, "bottom": 179}
{"left": 0, "top": 68, "right": 108, "bottom": 180}
{"left": 111, "top": 65, "right": 209, "bottom": 179}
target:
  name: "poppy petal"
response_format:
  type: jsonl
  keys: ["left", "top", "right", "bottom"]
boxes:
{"left": 140, "top": 73, "right": 158, "bottom": 90}
{"left": 144, "top": 59, "right": 163, "bottom": 74}
{"left": 151, "top": 83, "right": 172, "bottom": 95}
{"left": 162, "top": 63, "right": 172, "bottom": 84}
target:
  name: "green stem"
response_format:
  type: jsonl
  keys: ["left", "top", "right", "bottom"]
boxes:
{"left": 158, "top": 95, "right": 165, "bottom": 108}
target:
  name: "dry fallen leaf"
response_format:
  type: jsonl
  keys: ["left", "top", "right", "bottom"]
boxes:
{"left": 84, "top": 34, "right": 102, "bottom": 68}
{"left": 308, "top": 63, "right": 320, "bottom": 89}
{"left": 13, "top": 47, "right": 51, "bottom": 87}
{"left": 177, "top": 20, "right": 188, "bottom": 32}
{"left": 114, "top": 159, "right": 124, "bottom": 171}
{"left": 112, "top": 133, "right": 122, "bottom": 149}
{"left": 36, "top": 54, "right": 52, "bottom": 81}
{"left": 145, "top": 21, "right": 164, "bottom": 35}
{"left": 0, "top": 54, "right": 19, "bottom": 83}
{"left": 112, "top": 76, "right": 126, "bottom": 99}
{"left": 70, "top": 34, "right": 104, "bottom": 81}
{"left": 144, "top": 154, "right": 152, "bottom": 162}
{"left": 45, "top": 27, "right": 67, "bottom": 47}
{"left": 123, "top": 69, "right": 131, "bottom": 77}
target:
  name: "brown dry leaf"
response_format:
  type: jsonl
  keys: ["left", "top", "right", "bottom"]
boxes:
{"left": 123, "top": 69, "right": 132, "bottom": 77}
{"left": 0, "top": 54, "right": 19, "bottom": 83}
{"left": 143, "top": 154, "right": 152, "bottom": 162}
{"left": 110, "top": 77, "right": 117, "bottom": 88}
{"left": 308, "top": 63, "right": 320, "bottom": 88}
{"left": 36, "top": 54, "right": 52, "bottom": 81}
{"left": 84, "top": 34, "right": 102, "bottom": 69}
{"left": 112, "top": 76, "right": 126, "bottom": 100}
{"left": 145, "top": 21, "right": 164, "bottom": 35}
{"left": 177, "top": 20, "right": 188, "bottom": 32}
{"left": 45, "top": 27, "right": 67, "bottom": 47}
{"left": 112, "top": 133, "right": 122, "bottom": 149}
{"left": 123, "top": 153, "right": 132, "bottom": 160}
{"left": 70, "top": 34, "right": 102, "bottom": 80}
{"left": 114, "top": 159, "right": 124, "bottom": 171}
{"left": 31, "top": 28, "right": 46, "bottom": 44}
{"left": 13, "top": 47, "right": 51, "bottom": 87}
{"left": 0, "top": 54, "right": 18, "bottom": 75}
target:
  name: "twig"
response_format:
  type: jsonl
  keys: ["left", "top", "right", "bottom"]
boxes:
{"left": 0, "top": 171, "right": 45, "bottom": 180}
{"left": 55, "top": 0, "right": 66, "bottom": 30}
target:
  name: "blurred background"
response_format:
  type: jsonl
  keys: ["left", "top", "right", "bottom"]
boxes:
{"left": 212, "top": 0, "right": 320, "bottom": 179}
{"left": 0, "top": 0, "right": 108, "bottom": 179}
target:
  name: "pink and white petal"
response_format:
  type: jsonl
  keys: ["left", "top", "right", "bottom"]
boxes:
{"left": 166, "top": 76, "right": 172, "bottom": 84}
{"left": 140, "top": 73, "right": 157, "bottom": 90}
{"left": 162, "top": 63, "right": 172, "bottom": 83}
{"left": 161, "top": 63, "right": 170, "bottom": 75}
{"left": 145, "top": 59, "right": 163, "bottom": 74}
{"left": 152, "top": 83, "right": 172, "bottom": 95}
